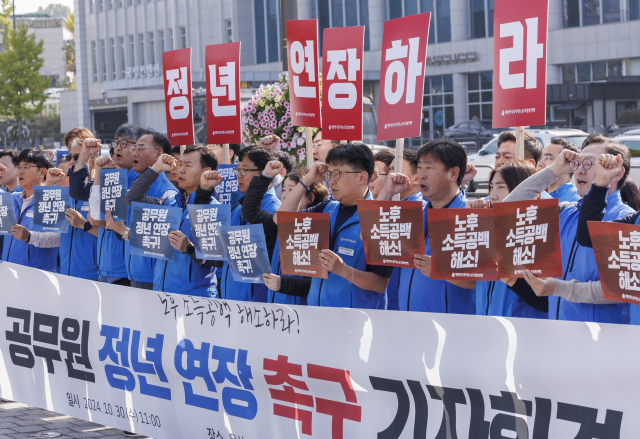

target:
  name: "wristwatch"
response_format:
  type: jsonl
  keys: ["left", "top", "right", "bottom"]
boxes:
{"left": 186, "top": 244, "right": 196, "bottom": 255}
{"left": 122, "top": 227, "right": 131, "bottom": 241}
{"left": 83, "top": 221, "right": 93, "bottom": 233}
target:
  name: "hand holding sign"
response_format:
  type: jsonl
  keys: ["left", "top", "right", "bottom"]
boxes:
{"left": 595, "top": 153, "right": 624, "bottom": 188}
{"left": 262, "top": 161, "right": 283, "bottom": 179}
{"left": 522, "top": 269, "right": 557, "bottom": 297}
{"left": 65, "top": 208, "right": 86, "bottom": 229}
{"left": 319, "top": 249, "right": 346, "bottom": 276}
{"left": 263, "top": 273, "right": 281, "bottom": 291}
{"left": 169, "top": 230, "right": 191, "bottom": 253}
{"left": 200, "top": 170, "right": 223, "bottom": 191}
{"left": 152, "top": 154, "right": 178, "bottom": 174}
{"left": 94, "top": 156, "right": 115, "bottom": 172}
{"left": 105, "top": 209, "right": 127, "bottom": 235}
{"left": 465, "top": 199, "right": 491, "bottom": 209}
{"left": 46, "top": 168, "right": 66, "bottom": 186}
{"left": 414, "top": 254, "right": 432, "bottom": 277}
{"left": 11, "top": 224, "right": 30, "bottom": 241}
{"left": 549, "top": 149, "right": 579, "bottom": 178}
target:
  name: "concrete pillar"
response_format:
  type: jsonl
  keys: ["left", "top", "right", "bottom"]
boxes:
{"left": 75, "top": 0, "right": 92, "bottom": 129}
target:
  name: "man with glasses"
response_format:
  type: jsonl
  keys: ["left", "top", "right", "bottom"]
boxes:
{"left": 215, "top": 146, "right": 281, "bottom": 302}
{"left": 536, "top": 137, "right": 581, "bottom": 203}
{"left": 1, "top": 150, "right": 59, "bottom": 271}
{"left": 275, "top": 143, "right": 391, "bottom": 309}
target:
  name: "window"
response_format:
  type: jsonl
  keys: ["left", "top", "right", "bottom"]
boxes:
{"left": 563, "top": 0, "right": 638, "bottom": 27}
{"left": 90, "top": 0, "right": 95, "bottom": 14}
{"left": 168, "top": 28, "right": 173, "bottom": 51}
{"left": 562, "top": 59, "right": 626, "bottom": 83}
{"left": 99, "top": 0, "right": 104, "bottom": 12}
{"left": 118, "top": 0, "right": 123, "bottom": 7}
{"left": 311, "top": 0, "right": 371, "bottom": 51}
{"left": 577, "top": 63, "right": 591, "bottom": 82}
{"left": 468, "top": 72, "right": 493, "bottom": 121}
{"left": 159, "top": 30, "right": 164, "bottom": 53}
{"left": 119, "top": 36, "right": 125, "bottom": 78}
{"left": 470, "top": 0, "right": 494, "bottom": 39}
{"left": 226, "top": 19, "right": 233, "bottom": 42}
{"left": 385, "top": 0, "right": 450, "bottom": 44}
{"left": 616, "top": 101, "right": 637, "bottom": 118}
{"left": 550, "top": 105, "right": 568, "bottom": 122}
{"left": 563, "top": 64, "right": 576, "bottom": 83}
{"left": 129, "top": 35, "right": 135, "bottom": 67}
{"left": 100, "top": 39, "right": 107, "bottom": 81}
{"left": 422, "top": 75, "right": 454, "bottom": 138}
{"left": 253, "top": 0, "right": 280, "bottom": 64}
{"left": 91, "top": 41, "right": 98, "bottom": 82}
{"left": 149, "top": 32, "right": 155, "bottom": 65}
{"left": 180, "top": 27, "right": 186, "bottom": 49}
{"left": 108, "top": 0, "right": 113, "bottom": 10}
{"left": 110, "top": 38, "right": 116, "bottom": 80}
{"left": 139, "top": 33, "right": 145, "bottom": 65}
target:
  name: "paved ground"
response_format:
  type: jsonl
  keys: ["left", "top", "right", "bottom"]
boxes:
{"left": 0, "top": 400, "right": 144, "bottom": 439}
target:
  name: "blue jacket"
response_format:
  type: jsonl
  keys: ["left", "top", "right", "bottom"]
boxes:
{"left": 476, "top": 280, "right": 517, "bottom": 316}
{"left": 218, "top": 189, "right": 281, "bottom": 301}
{"left": 2, "top": 192, "right": 58, "bottom": 271}
{"left": 549, "top": 190, "right": 634, "bottom": 323}
{"left": 0, "top": 186, "right": 23, "bottom": 261}
{"left": 549, "top": 182, "right": 581, "bottom": 204}
{"left": 154, "top": 192, "right": 219, "bottom": 296}
{"left": 126, "top": 172, "right": 177, "bottom": 283}
{"left": 398, "top": 191, "right": 476, "bottom": 314}
{"left": 267, "top": 239, "right": 307, "bottom": 305}
{"left": 307, "top": 191, "right": 382, "bottom": 309}
{"left": 58, "top": 198, "right": 98, "bottom": 280}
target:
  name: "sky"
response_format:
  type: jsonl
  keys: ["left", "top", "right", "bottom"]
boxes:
{"left": 14, "top": 0, "right": 75, "bottom": 15}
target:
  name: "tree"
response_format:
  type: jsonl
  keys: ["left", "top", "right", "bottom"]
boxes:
{"left": 65, "top": 12, "right": 74, "bottom": 34}
{"left": 0, "top": 25, "right": 50, "bottom": 147}
{"left": 37, "top": 4, "right": 71, "bottom": 19}
{"left": 63, "top": 13, "right": 74, "bottom": 77}
{"left": 0, "top": 0, "right": 13, "bottom": 48}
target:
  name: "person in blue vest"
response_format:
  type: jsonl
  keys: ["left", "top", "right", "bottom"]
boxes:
{"left": 502, "top": 134, "right": 634, "bottom": 323}
{"left": 536, "top": 137, "right": 581, "bottom": 203}
{"left": 275, "top": 142, "right": 392, "bottom": 308}
{"left": 0, "top": 150, "right": 23, "bottom": 260}
{"left": 378, "top": 139, "right": 476, "bottom": 313}
{"left": 123, "top": 146, "right": 222, "bottom": 296}
{"left": 2, "top": 150, "right": 58, "bottom": 271}
{"left": 214, "top": 146, "right": 281, "bottom": 301}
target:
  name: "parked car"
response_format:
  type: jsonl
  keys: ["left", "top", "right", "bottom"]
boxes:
{"left": 443, "top": 119, "right": 504, "bottom": 153}
{"left": 614, "top": 135, "right": 640, "bottom": 185}
{"left": 527, "top": 128, "right": 589, "bottom": 149}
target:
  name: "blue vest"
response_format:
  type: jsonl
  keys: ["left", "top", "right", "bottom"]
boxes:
{"left": 0, "top": 186, "right": 23, "bottom": 261}
{"left": 267, "top": 239, "right": 307, "bottom": 305}
{"left": 398, "top": 191, "right": 476, "bottom": 314}
{"left": 549, "top": 182, "right": 581, "bottom": 204}
{"left": 218, "top": 188, "right": 281, "bottom": 302}
{"left": 126, "top": 172, "right": 178, "bottom": 283}
{"left": 550, "top": 190, "right": 634, "bottom": 323}
{"left": 2, "top": 192, "right": 57, "bottom": 272}
{"left": 476, "top": 280, "right": 517, "bottom": 316}
{"left": 307, "top": 191, "right": 381, "bottom": 309}
{"left": 58, "top": 198, "right": 98, "bottom": 280}
{"left": 154, "top": 192, "right": 220, "bottom": 296}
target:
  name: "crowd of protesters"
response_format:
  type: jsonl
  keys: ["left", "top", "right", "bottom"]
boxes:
{"left": 1, "top": 123, "right": 639, "bottom": 327}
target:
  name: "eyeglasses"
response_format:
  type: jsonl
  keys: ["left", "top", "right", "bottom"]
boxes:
{"left": 233, "top": 167, "right": 262, "bottom": 177}
{"left": 378, "top": 173, "right": 389, "bottom": 177}
{"left": 569, "top": 158, "right": 593, "bottom": 172}
{"left": 312, "top": 140, "right": 333, "bottom": 151}
{"left": 131, "top": 145, "right": 159, "bottom": 153}
{"left": 111, "top": 139, "right": 136, "bottom": 150}
{"left": 16, "top": 164, "right": 39, "bottom": 171}
{"left": 541, "top": 154, "right": 556, "bottom": 163}
{"left": 324, "top": 170, "right": 361, "bottom": 181}
{"left": 65, "top": 154, "right": 80, "bottom": 162}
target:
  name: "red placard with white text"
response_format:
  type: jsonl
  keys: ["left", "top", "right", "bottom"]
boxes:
{"left": 162, "top": 48, "right": 194, "bottom": 146}
{"left": 321, "top": 26, "right": 364, "bottom": 141}
{"left": 376, "top": 13, "right": 431, "bottom": 141}
{"left": 492, "top": 0, "right": 549, "bottom": 127}
{"left": 287, "top": 20, "right": 321, "bottom": 128}
{"left": 206, "top": 42, "right": 241, "bottom": 145}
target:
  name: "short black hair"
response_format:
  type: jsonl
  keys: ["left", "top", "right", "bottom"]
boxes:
{"left": 0, "top": 150, "right": 19, "bottom": 167}
{"left": 326, "top": 142, "right": 375, "bottom": 183}
{"left": 183, "top": 145, "right": 218, "bottom": 170}
{"left": 417, "top": 139, "right": 467, "bottom": 186}
{"left": 237, "top": 145, "right": 278, "bottom": 171}
{"left": 497, "top": 130, "right": 542, "bottom": 164}
{"left": 18, "top": 149, "right": 53, "bottom": 170}
{"left": 621, "top": 178, "right": 640, "bottom": 211}
{"left": 401, "top": 148, "right": 418, "bottom": 175}
{"left": 582, "top": 133, "right": 610, "bottom": 149}
{"left": 229, "top": 144, "right": 242, "bottom": 157}
{"left": 142, "top": 129, "right": 172, "bottom": 154}
{"left": 373, "top": 149, "right": 395, "bottom": 173}
{"left": 115, "top": 123, "right": 144, "bottom": 141}
{"left": 549, "top": 137, "right": 579, "bottom": 154}
{"left": 109, "top": 146, "right": 115, "bottom": 157}
{"left": 276, "top": 150, "right": 294, "bottom": 174}
{"left": 170, "top": 145, "right": 182, "bottom": 156}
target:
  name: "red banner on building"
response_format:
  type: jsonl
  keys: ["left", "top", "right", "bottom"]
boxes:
{"left": 162, "top": 48, "right": 194, "bottom": 146}
{"left": 321, "top": 26, "right": 364, "bottom": 141}
{"left": 492, "top": 0, "right": 549, "bottom": 127}
{"left": 277, "top": 212, "right": 330, "bottom": 279}
{"left": 428, "top": 208, "right": 499, "bottom": 281}
{"left": 376, "top": 13, "right": 431, "bottom": 141}
{"left": 287, "top": 19, "right": 321, "bottom": 128}
{"left": 357, "top": 200, "right": 425, "bottom": 268}
{"left": 589, "top": 221, "right": 640, "bottom": 305}
{"left": 494, "top": 199, "right": 562, "bottom": 278}
{"left": 205, "top": 42, "right": 241, "bottom": 145}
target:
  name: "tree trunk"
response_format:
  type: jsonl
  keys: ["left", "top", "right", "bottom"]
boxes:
{"left": 17, "top": 117, "right": 21, "bottom": 149}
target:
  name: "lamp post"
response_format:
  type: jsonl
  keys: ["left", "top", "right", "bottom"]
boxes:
{"left": 280, "top": 0, "right": 299, "bottom": 72}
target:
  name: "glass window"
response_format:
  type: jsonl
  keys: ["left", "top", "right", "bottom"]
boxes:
{"left": 332, "top": 0, "right": 343, "bottom": 27}
{"left": 443, "top": 75, "right": 453, "bottom": 92}
{"left": 577, "top": 63, "right": 591, "bottom": 82}
{"left": 469, "top": 105, "right": 481, "bottom": 120}
{"left": 583, "top": 0, "right": 600, "bottom": 25}
{"left": 99, "top": 0, "right": 104, "bottom": 12}
{"left": 91, "top": 41, "right": 97, "bottom": 82}
{"left": 631, "top": 0, "right": 639, "bottom": 20}
{"left": 181, "top": 27, "right": 186, "bottom": 49}
{"left": 436, "top": 0, "right": 451, "bottom": 42}
{"left": 108, "top": 0, "right": 113, "bottom": 9}
{"left": 168, "top": 28, "right": 173, "bottom": 51}
{"left": 360, "top": 0, "right": 370, "bottom": 50}
{"left": 592, "top": 62, "right": 606, "bottom": 80}
{"left": 481, "top": 104, "right": 492, "bottom": 119}
{"left": 119, "top": 37, "right": 125, "bottom": 78}
{"left": 405, "top": 0, "right": 419, "bottom": 15}
{"left": 564, "top": 0, "right": 580, "bottom": 27}
{"left": 345, "top": 0, "right": 357, "bottom": 26}
{"left": 389, "top": 0, "right": 447, "bottom": 43}
{"left": 159, "top": 30, "right": 164, "bottom": 53}
{"left": 149, "top": 32, "right": 155, "bottom": 65}
{"left": 603, "top": 0, "right": 620, "bottom": 22}
{"left": 468, "top": 74, "right": 479, "bottom": 91}
{"left": 487, "top": 0, "right": 494, "bottom": 36}
{"left": 550, "top": 105, "right": 568, "bottom": 121}
{"left": 110, "top": 38, "right": 116, "bottom": 80}
{"left": 431, "top": 76, "right": 442, "bottom": 94}
{"left": 621, "top": 140, "right": 640, "bottom": 157}
{"left": 100, "top": 39, "right": 107, "bottom": 81}
{"left": 267, "top": 0, "right": 280, "bottom": 62}
{"left": 470, "top": 0, "right": 486, "bottom": 39}
{"left": 481, "top": 72, "right": 492, "bottom": 89}
{"left": 226, "top": 19, "right": 233, "bottom": 42}
{"left": 445, "top": 106, "right": 455, "bottom": 128}
{"left": 563, "top": 65, "right": 576, "bottom": 83}
{"left": 139, "top": 33, "right": 145, "bottom": 65}
{"left": 90, "top": 0, "right": 95, "bottom": 14}
{"left": 254, "top": 0, "right": 266, "bottom": 63}
{"left": 467, "top": 73, "right": 493, "bottom": 121}
{"left": 389, "top": 0, "right": 402, "bottom": 18}
{"left": 608, "top": 60, "right": 623, "bottom": 76}
{"left": 469, "top": 92, "right": 480, "bottom": 103}
{"left": 129, "top": 35, "right": 135, "bottom": 67}
{"left": 420, "top": 0, "right": 435, "bottom": 44}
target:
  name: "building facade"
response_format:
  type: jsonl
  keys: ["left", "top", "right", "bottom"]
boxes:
{"left": 65, "top": 0, "right": 640, "bottom": 144}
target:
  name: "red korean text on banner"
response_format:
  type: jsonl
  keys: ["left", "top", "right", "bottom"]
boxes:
{"left": 277, "top": 212, "right": 330, "bottom": 279}
{"left": 206, "top": 42, "right": 241, "bottom": 144}
{"left": 428, "top": 208, "right": 499, "bottom": 281}
{"left": 287, "top": 20, "right": 321, "bottom": 128}
{"left": 494, "top": 199, "right": 562, "bottom": 278}
{"left": 492, "top": 0, "right": 549, "bottom": 127}
{"left": 589, "top": 222, "right": 640, "bottom": 305}
{"left": 162, "top": 48, "right": 194, "bottom": 146}
{"left": 376, "top": 13, "right": 431, "bottom": 141}
{"left": 357, "top": 200, "right": 425, "bottom": 268}
{"left": 321, "top": 26, "right": 364, "bottom": 141}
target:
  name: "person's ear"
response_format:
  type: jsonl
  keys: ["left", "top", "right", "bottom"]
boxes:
{"left": 449, "top": 166, "right": 460, "bottom": 183}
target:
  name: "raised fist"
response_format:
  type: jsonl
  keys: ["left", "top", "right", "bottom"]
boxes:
{"left": 200, "top": 170, "right": 223, "bottom": 191}
{"left": 94, "top": 155, "right": 115, "bottom": 171}
{"left": 262, "top": 160, "right": 284, "bottom": 179}
{"left": 549, "top": 149, "right": 580, "bottom": 177}
{"left": 152, "top": 154, "right": 178, "bottom": 173}
{"left": 46, "top": 168, "right": 66, "bottom": 186}
{"left": 465, "top": 198, "right": 491, "bottom": 209}
{"left": 461, "top": 163, "right": 478, "bottom": 186}
{"left": 259, "top": 135, "right": 281, "bottom": 150}
{"left": 382, "top": 173, "right": 411, "bottom": 197}
{"left": 308, "top": 162, "right": 329, "bottom": 184}
{"left": 82, "top": 138, "right": 102, "bottom": 155}
{"left": 595, "top": 153, "right": 624, "bottom": 188}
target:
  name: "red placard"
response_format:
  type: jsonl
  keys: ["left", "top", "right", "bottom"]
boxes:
{"left": 492, "top": 0, "right": 549, "bottom": 127}
{"left": 494, "top": 199, "right": 562, "bottom": 278}
{"left": 428, "top": 209, "right": 499, "bottom": 281}
{"left": 321, "top": 26, "right": 364, "bottom": 141}
{"left": 287, "top": 19, "right": 321, "bottom": 128}
{"left": 206, "top": 42, "right": 241, "bottom": 145}
{"left": 589, "top": 222, "right": 640, "bottom": 305}
{"left": 162, "top": 48, "right": 194, "bottom": 146}
{"left": 277, "top": 212, "right": 330, "bottom": 279}
{"left": 357, "top": 200, "right": 425, "bottom": 268}
{"left": 376, "top": 13, "right": 431, "bottom": 141}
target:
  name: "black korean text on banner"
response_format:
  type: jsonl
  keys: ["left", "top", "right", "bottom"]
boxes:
{"left": 287, "top": 19, "right": 321, "bottom": 128}
{"left": 428, "top": 208, "right": 499, "bottom": 281}
{"left": 321, "top": 26, "right": 364, "bottom": 141}
{"left": 130, "top": 202, "right": 182, "bottom": 262}
{"left": 206, "top": 42, "right": 241, "bottom": 145}
{"left": 99, "top": 169, "right": 127, "bottom": 221}
{"left": 33, "top": 186, "right": 72, "bottom": 233}
{"left": 277, "top": 212, "right": 330, "bottom": 279}
{"left": 162, "top": 48, "right": 194, "bottom": 146}
{"left": 494, "top": 199, "right": 562, "bottom": 278}
{"left": 376, "top": 13, "right": 431, "bottom": 141}
{"left": 186, "top": 203, "right": 231, "bottom": 260}
{"left": 219, "top": 224, "right": 272, "bottom": 283}
{"left": 0, "top": 192, "right": 17, "bottom": 234}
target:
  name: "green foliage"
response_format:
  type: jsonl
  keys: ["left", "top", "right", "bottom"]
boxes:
{"left": 64, "top": 12, "right": 74, "bottom": 34}
{"left": 0, "top": 0, "right": 13, "bottom": 47}
{"left": 37, "top": 3, "right": 71, "bottom": 18}
{"left": 64, "top": 39, "right": 75, "bottom": 73}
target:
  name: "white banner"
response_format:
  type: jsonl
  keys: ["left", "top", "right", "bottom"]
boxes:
{"left": 0, "top": 261, "right": 636, "bottom": 438}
